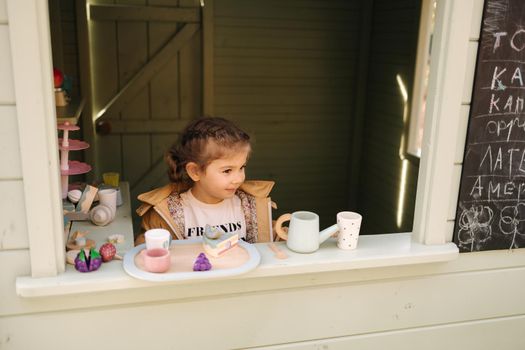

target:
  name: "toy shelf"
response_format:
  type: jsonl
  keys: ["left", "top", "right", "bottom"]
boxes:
{"left": 58, "top": 122, "right": 91, "bottom": 198}
{"left": 56, "top": 97, "right": 85, "bottom": 125}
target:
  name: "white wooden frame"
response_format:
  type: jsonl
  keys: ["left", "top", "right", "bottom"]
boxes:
{"left": 406, "top": 0, "right": 435, "bottom": 158}
{"left": 412, "top": 0, "right": 477, "bottom": 244}
{"left": 7, "top": 0, "right": 64, "bottom": 277}
{"left": 8, "top": 0, "right": 475, "bottom": 277}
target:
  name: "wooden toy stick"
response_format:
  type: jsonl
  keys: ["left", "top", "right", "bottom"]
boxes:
{"left": 268, "top": 243, "right": 288, "bottom": 259}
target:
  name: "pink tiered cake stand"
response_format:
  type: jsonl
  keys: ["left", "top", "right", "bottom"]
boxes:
{"left": 58, "top": 122, "right": 91, "bottom": 198}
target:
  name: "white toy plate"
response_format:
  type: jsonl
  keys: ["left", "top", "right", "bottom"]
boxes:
{"left": 123, "top": 238, "right": 260, "bottom": 282}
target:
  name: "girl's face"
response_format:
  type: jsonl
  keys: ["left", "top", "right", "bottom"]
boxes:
{"left": 188, "top": 146, "right": 249, "bottom": 204}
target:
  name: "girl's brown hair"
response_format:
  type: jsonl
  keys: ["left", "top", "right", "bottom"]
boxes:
{"left": 165, "top": 117, "right": 251, "bottom": 184}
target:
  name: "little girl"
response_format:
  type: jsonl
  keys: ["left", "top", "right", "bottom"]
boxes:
{"left": 135, "top": 117, "right": 275, "bottom": 245}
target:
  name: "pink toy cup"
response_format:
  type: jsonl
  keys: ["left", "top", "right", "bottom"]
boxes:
{"left": 141, "top": 248, "right": 171, "bottom": 273}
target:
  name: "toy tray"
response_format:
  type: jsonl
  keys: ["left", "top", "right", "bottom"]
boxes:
{"left": 123, "top": 238, "right": 261, "bottom": 282}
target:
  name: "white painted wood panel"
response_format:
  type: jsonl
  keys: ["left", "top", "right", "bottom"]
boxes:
{"left": 0, "top": 250, "right": 29, "bottom": 317}
{"left": 0, "top": 180, "right": 28, "bottom": 250}
{"left": 7, "top": 246, "right": 525, "bottom": 315}
{"left": 0, "top": 0, "right": 6, "bottom": 24}
{"left": 448, "top": 164, "right": 462, "bottom": 221}
{"left": 455, "top": 105, "right": 471, "bottom": 164}
{"left": 446, "top": 0, "right": 482, "bottom": 240}
{"left": 0, "top": 25, "right": 14, "bottom": 104}
{"left": 7, "top": 0, "right": 64, "bottom": 276}
{"left": 445, "top": 219, "right": 455, "bottom": 242}
{"left": 470, "top": 0, "right": 484, "bottom": 41}
{"left": 4, "top": 265, "right": 525, "bottom": 348}
{"left": 253, "top": 316, "right": 525, "bottom": 349}
{"left": 0, "top": 105, "right": 21, "bottom": 179}
{"left": 413, "top": 0, "right": 475, "bottom": 244}
{"left": 462, "top": 41, "right": 479, "bottom": 104}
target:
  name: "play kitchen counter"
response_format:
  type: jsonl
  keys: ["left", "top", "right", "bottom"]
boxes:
{"left": 16, "top": 230, "right": 458, "bottom": 297}
{"left": 67, "top": 181, "right": 134, "bottom": 256}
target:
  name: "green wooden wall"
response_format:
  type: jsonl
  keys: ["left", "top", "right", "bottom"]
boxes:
{"left": 356, "top": 0, "right": 421, "bottom": 234}
{"left": 65, "top": 0, "right": 422, "bottom": 234}
{"left": 82, "top": 0, "right": 202, "bottom": 232}
{"left": 214, "top": 0, "right": 363, "bottom": 227}
{"left": 214, "top": 0, "right": 422, "bottom": 232}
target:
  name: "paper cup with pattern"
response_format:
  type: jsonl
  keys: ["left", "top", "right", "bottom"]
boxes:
{"left": 336, "top": 211, "right": 362, "bottom": 250}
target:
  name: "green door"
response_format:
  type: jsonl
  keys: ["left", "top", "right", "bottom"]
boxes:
{"left": 78, "top": 0, "right": 203, "bottom": 230}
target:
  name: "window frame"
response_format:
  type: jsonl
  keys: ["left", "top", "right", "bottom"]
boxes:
{"left": 412, "top": 0, "right": 479, "bottom": 245}
{"left": 7, "top": 0, "right": 64, "bottom": 277}
{"left": 9, "top": 0, "right": 477, "bottom": 278}
{"left": 406, "top": 0, "right": 437, "bottom": 159}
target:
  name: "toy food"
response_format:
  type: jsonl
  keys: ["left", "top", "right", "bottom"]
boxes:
{"left": 99, "top": 243, "right": 116, "bottom": 262}
{"left": 108, "top": 234, "right": 125, "bottom": 244}
{"left": 193, "top": 253, "right": 212, "bottom": 271}
{"left": 202, "top": 225, "right": 239, "bottom": 258}
{"left": 74, "top": 248, "right": 102, "bottom": 272}
{"left": 205, "top": 226, "right": 222, "bottom": 239}
{"left": 67, "top": 189, "right": 82, "bottom": 203}
{"left": 66, "top": 231, "right": 95, "bottom": 251}
{"left": 66, "top": 249, "right": 80, "bottom": 265}
{"left": 53, "top": 68, "right": 64, "bottom": 88}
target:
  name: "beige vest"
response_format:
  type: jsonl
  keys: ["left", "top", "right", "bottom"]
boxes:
{"left": 135, "top": 180, "right": 276, "bottom": 245}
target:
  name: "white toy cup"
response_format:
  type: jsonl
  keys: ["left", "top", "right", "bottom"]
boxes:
{"left": 145, "top": 228, "right": 172, "bottom": 250}
{"left": 336, "top": 211, "right": 362, "bottom": 250}
{"left": 98, "top": 188, "right": 117, "bottom": 217}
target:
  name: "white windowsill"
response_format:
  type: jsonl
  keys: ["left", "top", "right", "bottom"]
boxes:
{"left": 16, "top": 232, "right": 459, "bottom": 298}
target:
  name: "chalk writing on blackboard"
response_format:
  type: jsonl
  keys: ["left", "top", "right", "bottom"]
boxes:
{"left": 454, "top": 0, "right": 525, "bottom": 252}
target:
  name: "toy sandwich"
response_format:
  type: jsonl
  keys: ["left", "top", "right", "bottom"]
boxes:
{"left": 202, "top": 224, "right": 239, "bottom": 257}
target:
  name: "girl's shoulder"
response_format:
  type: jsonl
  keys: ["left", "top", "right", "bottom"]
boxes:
{"left": 137, "top": 182, "right": 190, "bottom": 205}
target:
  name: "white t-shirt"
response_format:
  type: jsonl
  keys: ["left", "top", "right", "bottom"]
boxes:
{"left": 180, "top": 189, "right": 247, "bottom": 240}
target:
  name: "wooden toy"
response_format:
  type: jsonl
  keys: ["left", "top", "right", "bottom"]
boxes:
{"left": 193, "top": 253, "right": 212, "bottom": 271}
{"left": 89, "top": 204, "right": 114, "bottom": 226}
{"left": 66, "top": 249, "right": 80, "bottom": 265}
{"left": 57, "top": 122, "right": 91, "bottom": 199}
{"left": 76, "top": 185, "right": 98, "bottom": 213}
{"left": 74, "top": 248, "right": 102, "bottom": 272}
{"left": 99, "top": 243, "right": 122, "bottom": 262}
{"left": 66, "top": 230, "right": 95, "bottom": 251}
{"left": 107, "top": 234, "right": 125, "bottom": 244}
{"left": 202, "top": 225, "right": 239, "bottom": 258}
{"left": 268, "top": 243, "right": 288, "bottom": 259}
{"left": 67, "top": 189, "right": 82, "bottom": 203}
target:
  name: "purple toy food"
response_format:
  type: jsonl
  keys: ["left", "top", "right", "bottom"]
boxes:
{"left": 75, "top": 248, "right": 102, "bottom": 272}
{"left": 193, "top": 252, "right": 212, "bottom": 271}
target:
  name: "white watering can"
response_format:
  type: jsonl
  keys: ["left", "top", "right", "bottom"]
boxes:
{"left": 275, "top": 211, "right": 338, "bottom": 253}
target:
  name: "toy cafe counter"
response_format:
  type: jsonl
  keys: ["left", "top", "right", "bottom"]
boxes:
{"left": 16, "top": 184, "right": 458, "bottom": 298}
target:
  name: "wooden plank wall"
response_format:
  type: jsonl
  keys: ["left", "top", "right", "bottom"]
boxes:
{"left": 48, "top": 0, "right": 85, "bottom": 173}
{"left": 88, "top": 0, "right": 202, "bottom": 231}
{"left": 357, "top": 0, "right": 422, "bottom": 234}
{"left": 48, "top": 0, "right": 81, "bottom": 97}
{"left": 214, "top": 0, "right": 362, "bottom": 227}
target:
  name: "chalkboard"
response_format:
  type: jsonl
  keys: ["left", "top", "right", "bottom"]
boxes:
{"left": 454, "top": 0, "right": 525, "bottom": 252}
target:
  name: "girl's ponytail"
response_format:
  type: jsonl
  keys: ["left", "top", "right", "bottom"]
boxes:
{"left": 165, "top": 146, "right": 184, "bottom": 183}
